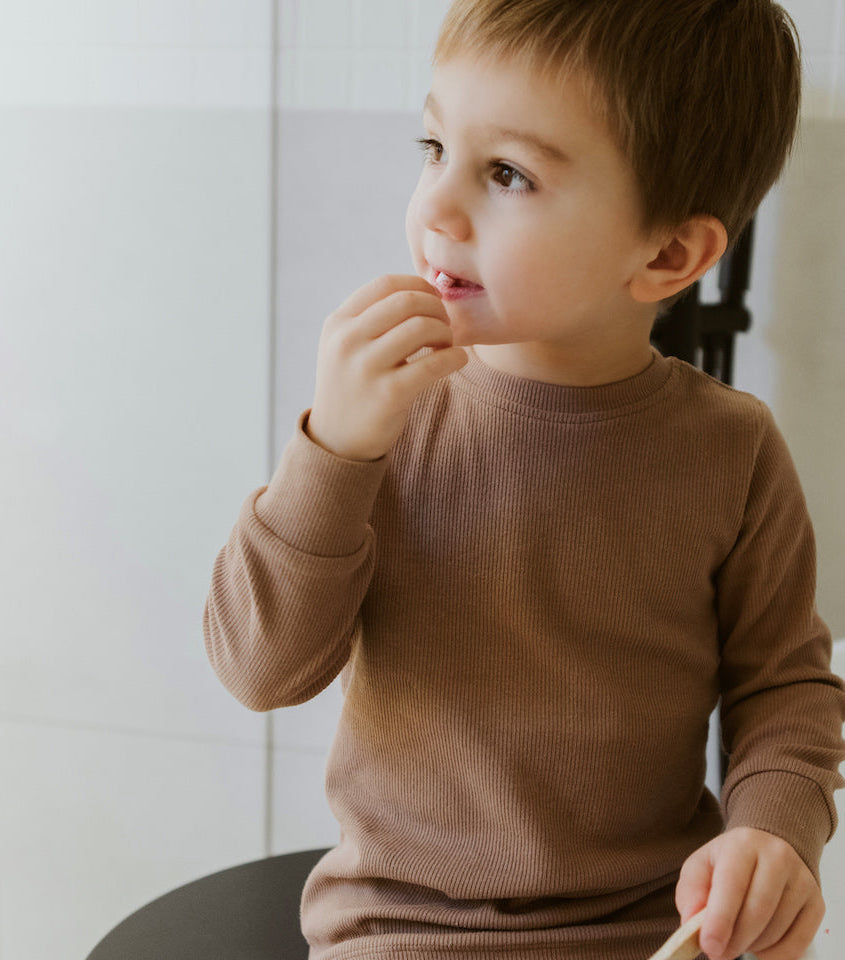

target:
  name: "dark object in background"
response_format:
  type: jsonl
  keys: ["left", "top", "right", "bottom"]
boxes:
{"left": 651, "top": 218, "right": 755, "bottom": 387}
{"left": 650, "top": 218, "right": 757, "bottom": 789}
{"left": 86, "top": 848, "right": 329, "bottom": 960}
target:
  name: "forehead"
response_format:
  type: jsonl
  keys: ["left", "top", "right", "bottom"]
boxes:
{"left": 425, "top": 55, "right": 616, "bottom": 158}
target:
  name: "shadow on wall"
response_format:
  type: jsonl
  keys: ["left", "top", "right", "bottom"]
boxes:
{"left": 769, "top": 118, "right": 845, "bottom": 638}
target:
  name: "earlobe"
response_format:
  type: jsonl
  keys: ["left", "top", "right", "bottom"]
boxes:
{"left": 629, "top": 215, "right": 728, "bottom": 304}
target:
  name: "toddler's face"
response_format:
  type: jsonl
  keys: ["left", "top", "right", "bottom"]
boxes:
{"left": 405, "top": 55, "right": 660, "bottom": 356}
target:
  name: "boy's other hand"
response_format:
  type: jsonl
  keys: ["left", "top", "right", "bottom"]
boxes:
{"left": 307, "top": 274, "right": 468, "bottom": 461}
{"left": 675, "top": 826, "right": 825, "bottom": 960}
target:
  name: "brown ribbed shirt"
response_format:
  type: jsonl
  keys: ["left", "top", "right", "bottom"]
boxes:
{"left": 204, "top": 349, "right": 845, "bottom": 960}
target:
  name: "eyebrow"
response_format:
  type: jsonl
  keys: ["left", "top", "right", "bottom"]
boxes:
{"left": 423, "top": 92, "right": 570, "bottom": 166}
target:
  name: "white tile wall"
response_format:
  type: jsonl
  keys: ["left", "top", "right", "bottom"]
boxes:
{"left": 1, "top": 106, "right": 271, "bottom": 743}
{"left": 1, "top": 0, "right": 842, "bottom": 113}
{"left": 0, "top": 720, "right": 266, "bottom": 959}
{"left": 282, "top": 0, "right": 845, "bottom": 113}
{"left": 0, "top": 102, "right": 274, "bottom": 958}
{"left": 0, "top": 0, "right": 274, "bottom": 107}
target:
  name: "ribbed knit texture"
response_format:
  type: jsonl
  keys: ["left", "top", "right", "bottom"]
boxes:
{"left": 204, "top": 349, "right": 845, "bottom": 960}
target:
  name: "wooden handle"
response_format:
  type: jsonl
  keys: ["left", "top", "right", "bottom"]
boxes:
{"left": 646, "top": 909, "right": 706, "bottom": 960}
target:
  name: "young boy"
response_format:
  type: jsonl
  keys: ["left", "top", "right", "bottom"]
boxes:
{"left": 204, "top": 2, "right": 845, "bottom": 958}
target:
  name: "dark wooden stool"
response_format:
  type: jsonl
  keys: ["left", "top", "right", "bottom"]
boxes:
{"left": 86, "top": 847, "right": 329, "bottom": 960}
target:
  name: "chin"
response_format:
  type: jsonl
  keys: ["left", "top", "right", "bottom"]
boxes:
{"left": 443, "top": 310, "right": 491, "bottom": 348}
{"left": 449, "top": 322, "right": 516, "bottom": 349}
{"left": 453, "top": 325, "right": 496, "bottom": 348}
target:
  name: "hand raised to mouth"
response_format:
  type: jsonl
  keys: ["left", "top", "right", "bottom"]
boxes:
{"left": 306, "top": 274, "right": 469, "bottom": 462}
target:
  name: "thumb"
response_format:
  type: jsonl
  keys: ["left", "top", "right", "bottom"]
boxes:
{"left": 676, "top": 843, "right": 714, "bottom": 923}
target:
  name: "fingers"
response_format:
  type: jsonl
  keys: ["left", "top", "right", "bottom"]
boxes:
{"left": 676, "top": 844, "right": 714, "bottom": 923}
{"left": 371, "top": 314, "right": 455, "bottom": 367}
{"left": 754, "top": 898, "right": 826, "bottom": 960}
{"left": 678, "top": 829, "right": 825, "bottom": 960}
{"left": 355, "top": 289, "right": 450, "bottom": 343}
{"left": 747, "top": 880, "right": 805, "bottom": 954}
{"left": 308, "top": 274, "right": 466, "bottom": 461}
{"left": 334, "top": 274, "right": 441, "bottom": 321}
{"left": 699, "top": 841, "right": 761, "bottom": 959}
{"left": 324, "top": 278, "right": 451, "bottom": 370}
{"left": 395, "top": 344, "right": 468, "bottom": 394}
{"left": 718, "top": 842, "right": 821, "bottom": 960}
{"left": 324, "top": 275, "right": 454, "bottom": 375}
{"left": 324, "top": 298, "right": 455, "bottom": 377}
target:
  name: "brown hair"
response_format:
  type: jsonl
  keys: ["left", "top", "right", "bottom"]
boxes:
{"left": 434, "top": 0, "right": 801, "bottom": 247}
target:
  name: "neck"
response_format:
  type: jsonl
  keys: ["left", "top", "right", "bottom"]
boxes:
{"left": 472, "top": 339, "right": 656, "bottom": 387}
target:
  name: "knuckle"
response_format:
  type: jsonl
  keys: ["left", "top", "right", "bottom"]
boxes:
{"left": 777, "top": 840, "right": 795, "bottom": 862}
{"left": 390, "top": 290, "right": 420, "bottom": 315}
{"left": 324, "top": 314, "right": 355, "bottom": 351}
{"left": 405, "top": 312, "right": 430, "bottom": 337}
{"left": 371, "top": 274, "right": 401, "bottom": 299}
{"left": 375, "top": 374, "right": 402, "bottom": 408}
{"left": 332, "top": 328, "right": 356, "bottom": 357}
{"left": 321, "top": 312, "right": 342, "bottom": 337}
{"left": 774, "top": 931, "right": 813, "bottom": 960}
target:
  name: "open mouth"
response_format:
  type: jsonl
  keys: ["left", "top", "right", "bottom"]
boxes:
{"left": 432, "top": 269, "right": 484, "bottom": 300}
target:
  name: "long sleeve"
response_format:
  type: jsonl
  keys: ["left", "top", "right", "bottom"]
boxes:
{"left": 203, "top": 412, "right": 388, "bottom": 711}
{"left": 716, "top": 404, "right": 845, "bottom": 876}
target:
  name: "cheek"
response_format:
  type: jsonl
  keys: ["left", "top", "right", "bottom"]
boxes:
{"left": 486, "top": 229, "right": 565, "bottom": 299}
{"left": 404, "top": 197, "right": 424, "bottom": 269}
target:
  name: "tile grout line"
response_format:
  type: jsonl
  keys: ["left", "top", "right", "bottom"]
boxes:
{"left": 0, "top": 712, "right": 332, "bottom": 759}
{"left": 0, "top": 712, "right": 266, "bottom": 750}
{"left": 265, "top": 0, "right": 282, "bottom": 858}
{"left": 831, "top": 0, "right": 844, "bottom": 112}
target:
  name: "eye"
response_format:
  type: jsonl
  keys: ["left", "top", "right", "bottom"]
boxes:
{"left": 416, "top": 137, "right": 444, "bottom": 164}
{"left": 491, "top": 162, "right": 536, "bottom": 194}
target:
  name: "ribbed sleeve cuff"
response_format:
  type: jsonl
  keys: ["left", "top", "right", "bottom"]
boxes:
{"left": 724, "top": 770, "right": 836, "bottom": 880}
{"left": 254, "top": 410, "right": 389, "bottom": 557}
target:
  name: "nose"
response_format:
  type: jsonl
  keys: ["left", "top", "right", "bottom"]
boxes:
{"left": 413, "top": 168, "right": 472, "bottom": 243}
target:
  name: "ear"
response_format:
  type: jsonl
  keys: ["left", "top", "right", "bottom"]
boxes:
{"left": 629, "top": 215, "right": 728, "bottom": 304}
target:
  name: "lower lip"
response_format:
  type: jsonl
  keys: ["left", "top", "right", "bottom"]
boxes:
{"left": 439, "top": 284, "right": 485, "bottom": 302}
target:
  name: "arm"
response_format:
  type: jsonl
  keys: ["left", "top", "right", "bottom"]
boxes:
{"left": 676, "top": 404, "right": 845, "bottom": 960}
{"left": 203, "top": 418, "right": 387, "bottom": 710}
{"left": 203, "top": 275, "right": 467, "bottom": 710}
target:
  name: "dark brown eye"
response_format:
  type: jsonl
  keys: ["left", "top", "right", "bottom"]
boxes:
{"left": 491, "top": 163, "right": 534, "bottom": 193}
{"left": 496, "top": 165, "right": 517, "bottom": 186}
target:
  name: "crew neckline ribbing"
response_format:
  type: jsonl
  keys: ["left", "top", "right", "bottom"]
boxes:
{"left": 454, "top": 347, "right": 675, "bottom": 420}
